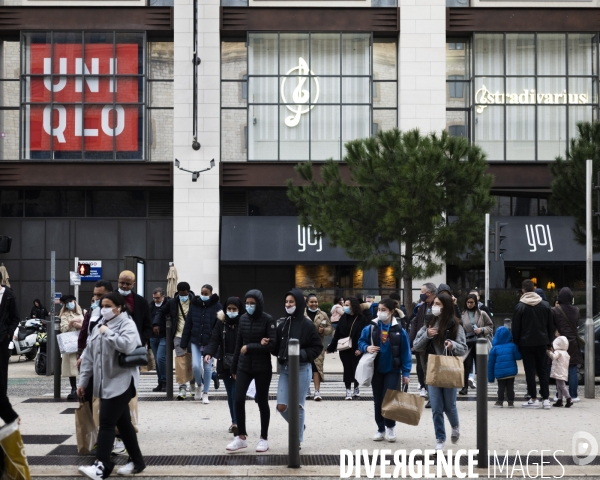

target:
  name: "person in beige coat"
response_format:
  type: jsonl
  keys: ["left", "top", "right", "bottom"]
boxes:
{"left": 59, "top": 294, "right": 83, "bottom": 400}
{"left": 305, "top": 294, "right": 332, "bottom": 401}
{"left": 547, "top": 336, "right": 573, "bottom": 407}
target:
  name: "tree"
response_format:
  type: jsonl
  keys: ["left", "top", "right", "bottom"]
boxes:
{"left": 550, "top": 121, "right": 600, "bottom": 251}
{"left": 286, "top": 128, "right": 494, "bottom": 305}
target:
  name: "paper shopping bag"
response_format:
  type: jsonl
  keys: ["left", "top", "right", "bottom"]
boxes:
{"left": 0, "top": 419, "right": 31, "bottom": 480}
{"left": 175, "top": 353, "right": 193, "bottom": 385}
{"left": 426, "top": 353, "right": 464, "bottom": 389}
{"left": 355, "top": 352, "right": 377, "bottom": 388}
{"left": 381, "top": 390, "right": 424, "bottom": 426}
{"left": 92, "top": 397, "right": 100, "bottom": 429}
{"left": 129, "top": 395, "right": 139, "bottom": 433}
{"left": 75, "top": 401, "right": 98, "bottom": 455}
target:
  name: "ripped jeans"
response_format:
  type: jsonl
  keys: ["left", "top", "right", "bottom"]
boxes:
{"left": 276, "top": 362, "right": 312, "bottom": 443}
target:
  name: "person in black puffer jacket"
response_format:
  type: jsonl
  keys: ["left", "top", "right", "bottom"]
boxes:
{"left": 226, "top": 290, "right": 276, "bottom": 454}
{"left": 204, "top": 297, "right": 242, "bottom": 436}
{"left": 180, "top": 284, "right": 223, "bottom": 403}
{"left": 274, "top": 288, "right": 322, "bottom": 446}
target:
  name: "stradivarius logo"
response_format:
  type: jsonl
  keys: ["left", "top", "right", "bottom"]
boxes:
{"left": 572, "top": 431, "right": 598, "bottom": 466}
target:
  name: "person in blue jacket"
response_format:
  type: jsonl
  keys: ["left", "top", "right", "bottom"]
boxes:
{"left": 358, "top": 298, "right": 412, "bottom": 443}
{"left": 488, "top": 326, "right": 522, "bottom": 408}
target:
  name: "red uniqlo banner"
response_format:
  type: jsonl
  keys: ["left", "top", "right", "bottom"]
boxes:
{"left": 29, "top": 44, "right": 139, "bottom": 151}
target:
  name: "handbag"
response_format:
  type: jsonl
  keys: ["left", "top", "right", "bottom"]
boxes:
{"left": 381, "top": 390, "right": 424, "bottom": 426}
{"left": 355, "top": 325, "right": 376, "bottom": 388}
{"left": 56, "top": 331, "right": 79, "bottom": 354}
{"left": 222, "top": 324, "right": 234, "bottom": 369}
{"left": 337, "top": 316, "right": 358, "bottom": 351}
{"left": 426, "top": 348, "right": 464, "bottom": 388}
{"left": 465, "top": 331, "right": 477, "bottom": 346}
{"left": 118, "top": 346, "right": 148, "bottom": 367}
{"left": 557, "top": 306, "right": 585, "bottom": 348}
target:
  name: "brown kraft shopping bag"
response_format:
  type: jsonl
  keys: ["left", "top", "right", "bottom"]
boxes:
{"left": 0, "top": 419, "right": 31, "bottom": 480}
{"left": 381, "top": 390, "right": 425, "bottom": 426}
{"left": 75, "top": 401, "right": 98, "bottom": 455}
{"left": 426, "top": 353, "right": 464, "bottom": 389}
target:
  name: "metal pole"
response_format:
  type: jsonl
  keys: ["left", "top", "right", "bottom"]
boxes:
{"left": 585, "top": 159, "right": 595, "bottom": 399}
{"left": 47, "top": 251, "right": 55, "bottom": 377}
{"left": 503, "top": 318, "right": 511, "bottom": 330}
{"left": 484, "top": 213, "right": 490, "bottom": 313}
{"left": 74, "top": 256, "right": 79, "bottom": 305}
{"left": 288, "top": 338, "right": 300, "bottom": 468}
{"left": 166, "top": 320, "right": 173, "bottom": 400}
{"left": 476, "top": 338, "right": 488, "bottom": 469}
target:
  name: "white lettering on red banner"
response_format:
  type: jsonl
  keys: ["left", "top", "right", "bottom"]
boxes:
{"left": 29, "top": 44, "right": 138, "bottom": 151}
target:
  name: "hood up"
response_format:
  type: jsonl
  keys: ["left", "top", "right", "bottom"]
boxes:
{"left": 553, "top": 335, "right": 569, "bottom": 351}
{"left": 244, "top": 289, "right": 265, "bottom": 318}
{"left": 492, "top": 326, "right": 513, "bottom": 346}
{"left": 286, "top": 288, "right": 307, "bottom": 322}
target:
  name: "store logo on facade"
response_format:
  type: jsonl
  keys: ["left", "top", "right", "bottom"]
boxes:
{"left": 475, "top": 84, "right": 588, "bottom": 113}
{"left": 525, "top": 224, "right": 554, "bottom": 253}
{"left": 280, "top": 57, "right": 320, "bottom": 127}
{"left": 298, "top": 225, "right": 323, "bottom": 253}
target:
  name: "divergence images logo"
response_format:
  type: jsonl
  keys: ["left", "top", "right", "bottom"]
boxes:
{"left": 280, "top": 57, "right": 320, "bottom": 128}
{"left": 572, "top": 431, "right": 598, "bottom": 466}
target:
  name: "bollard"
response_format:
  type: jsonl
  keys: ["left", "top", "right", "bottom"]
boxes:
{"left": 53, "top": 317, "right": 61, "bottom": 399}
{"left": 503, "top": 318, "right": 511, "bottom": 330}
{"left": 288, "top": 338, "right": 300, "bottom": 468}
{"left": 476, "top": 338, "right": 488, "bottom": 469}
{"left": 166, "top": 319, "right": 173, "bottom": 400}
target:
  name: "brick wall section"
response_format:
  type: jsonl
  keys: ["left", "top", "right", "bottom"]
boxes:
{"left": 1, "top": 41, "right": 20, "bottom": 160}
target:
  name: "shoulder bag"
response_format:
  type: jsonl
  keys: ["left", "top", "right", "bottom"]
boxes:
{"left": 355, "top": 325, "right": 377, "bottom": 388}
{"left": 222, "top": 324, "right": 234, "bottom": 369}
{"left": 557, "top": 306, "right": 585, "bottom": 348}
{"left": 118, "top": 346, "right": 148, "bottom": 367}
{"left": 337, "top": 316, "right": 358, "bottom": 351}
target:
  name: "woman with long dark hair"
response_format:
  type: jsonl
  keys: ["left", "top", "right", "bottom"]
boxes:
{"left": 413, "top": 293, "right": 467, "bottom": 451}
{"left": 326, "top": 297, "right": 369, "bottom": 400}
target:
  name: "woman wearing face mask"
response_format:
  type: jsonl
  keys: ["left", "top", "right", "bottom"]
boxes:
{"left": 358, "top": 299, "right": 412, "bottom": 442}
{"left": 459, "top": 294, "right": 493, "bottom": 396}
{"left": 227, "top": 290, "right": 277, "bottom": 453}
{"left": 305, "top": 294, "right": 332, "bottom": 401}
{"left": 413, "top": 293, "right": 467, "bottom": 451}
{"left": 330, "top": 297, "right": 344, "bottom": 330}
{"left": 326, "top": 297, "right": 370, "bottom": 400}
{"left": 180, "top": 284, "right": 223, "bottom": 404}
{"left": 77, "top": 293, "right": 145, "bottom": 479}
{"left": 273, "top": 289, "right": 323, "bottom": 447}
{"left": 59, "top": 295, "right": 83, "bottom": 400}
{"left": 204, "top": 297, "right": 243, "bottom": 435}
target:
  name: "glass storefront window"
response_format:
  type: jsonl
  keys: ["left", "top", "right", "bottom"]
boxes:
{"left": 447, "top": 38, "right": 471, "bottom": 140}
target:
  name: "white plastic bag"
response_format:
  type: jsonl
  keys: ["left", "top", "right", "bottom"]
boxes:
{"left": 355, "top": 352, "right": 377, "bottom": 388}
{"left": 56, "top": 331, "right": 79, "bottom": 354}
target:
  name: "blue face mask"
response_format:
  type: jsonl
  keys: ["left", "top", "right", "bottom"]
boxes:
{"left": 343, "top": 306, "right": 352, "bottom": 315}
{"left": 179, "top": 295, "right": 189, "bottom": 303}
{"left": 246, "top": 304, "right": 256, "bottom": 315}
{"left": 226, "top": 311, "right": 238, "bottom": 319}
{"left": 419, "top": 293, "right": 427, "bottom": 302}
{"left": 66, "top": 301, "right": 75, "bottom": 310}
{"left": 91, "top": 300, "right": 99, "bottom": 310}
{"left": 200, "top": 295, "right": 210, "bottom": 302}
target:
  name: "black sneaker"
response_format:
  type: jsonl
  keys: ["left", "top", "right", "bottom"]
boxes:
{"left": 494, "top": 401, "right": 503, "bottom": 408}
{"left": 67, "top": 388, "right": 77, "bottom": 400}
{"left": 425, "top": 401, "right": 431, "bottom": 409}
{"left": 152, "top": 382, "right": 164, "bottom": 392}
{"left": 553, "top": 399, "right": 563, "bottom": 407}
{"left": 458, "top": 388, "right": 468, "bottom": 396}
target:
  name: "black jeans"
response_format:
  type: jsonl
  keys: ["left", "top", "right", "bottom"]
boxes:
{"left": 371, "top": 370, "right": 401, "bottom": 432}
{"left": 415, "top": 352, "right": 425, "bottom": 390}
{"left": 497, "top": 377, "right": 515, "bottom": 402}
{"left": 339, "top": 350, "right": 359, "bottom": 390}
{"left": 0, "top": 336, "right": 18, "bottom": 424}
{"left": 234, "top": 369, "right": 272, "bottom": 439}
{"left": 520, "top": 345, "right": 550, "bottom": 400}
{"left": 463, "top": 346, "right": 476, "bottom": 388}
{"left": 96, "top": 381, "right": 144, "bottom": 477}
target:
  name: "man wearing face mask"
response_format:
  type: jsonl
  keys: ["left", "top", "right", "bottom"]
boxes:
{"left": 149, "top": 287, "right": 170, "bottom": 393}
{"left": 78, "top": 280, "right": 114, "bottom": 360}
{"left": 59, "top": 295, "right": 83, "bottom": 400}
{"left": 409, "top": 283, "right": 438, "bottom": 399}
{"left": 117, "top": 271, "right": 152, "bottom": 347}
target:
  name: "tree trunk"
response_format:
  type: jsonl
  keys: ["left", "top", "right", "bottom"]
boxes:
{"left": 403, "top": 242, "right": 413, "bottom": 309}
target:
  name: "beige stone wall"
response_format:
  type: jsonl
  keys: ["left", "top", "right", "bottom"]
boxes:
{"left": 295, "top": 265, "right": 337, "bottom": 289}
{"left": 1, "top": 41, "right": 20, "bottom": 160}
{"left": 148, "top": 42, "right": 174, "bottom": 161}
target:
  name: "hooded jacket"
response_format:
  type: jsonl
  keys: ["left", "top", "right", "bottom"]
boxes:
{"left": 232, "top": 289, "right": 277, "bottom": 375}
{"left": 535, "top": 288, "right": 551, "bottom": 308}
{"left": 358, "top": 318, "right": 412, "bottom": 376}
{"left": 30, "top": 299, "right": 48, "bottom": 319}
{"left": 275, "top": 289, "right": 323, "bottom": 365}
{"left": 547, "top": 336, "right": 571, "bottom": 381}
{"left": 488, "top": 326, "right": 522, "bottom": 381}
{"left": 512, "top": 292, "right": 555, "bottom": 348}
{"left": 551, "top": 287, "right": 584, "bottom": 366}
{"left": 153, "top": 292, "right": 195, "bottom": 343}
{"left": 0, "top": 287, "right": 19, "bottom": 342}
{"left": 180, "top": 293, "right": 223, "bottom": 349}
{"left": 205, "top": 297, "right": 242, "bottom": 378}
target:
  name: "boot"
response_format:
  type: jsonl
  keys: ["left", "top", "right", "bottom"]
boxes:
{"left": 152, "top": 382, "right": 164, "bottom": 392}
{"left": 67, "top": 388, "right": 77, "bottom": 400}
{"left": 553, "top": 399, "right": 563, "bottom": 407}
{"left": 565, "top": 399, "right": 573, "bottom": 408}
{"left": 458, "top": 387, "right": 468, "bottom": 396}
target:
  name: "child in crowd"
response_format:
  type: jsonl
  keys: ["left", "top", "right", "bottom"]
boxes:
{"left": 547, "top": 336, "right": 573, "bottom": 408}
{"left": 488, "top": 326, "right": 522, "bottom": 407}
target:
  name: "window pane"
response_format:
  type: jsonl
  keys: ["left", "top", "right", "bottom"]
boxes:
{"left": 373, "top": 81, "right": 397, "bottom": 108}
{"left": 1, "top": 42, "right": 20, "bottom": 79}
{"left": 221, "top": 42, "right": 247, "bottom": 80}
{"left": 22, "top": 105, "right": 49, "bottom": 159}
{"left": 248, "top": 105, "right": 277, "bottom": 160}
{"left": 512, "top": 197, "right": 536, "bottom": 216}
{"left": 115, "top": 33, "right": 145, "bottom": 75}
{"left": 280, "top": 105, "right": 309, "bottom": 160}
{"left": 248, "top": 77, "right": 277, "bottom": 104}
{"left": 311, "top": 34, "right": 340, "bottom": 76}
{"left": 538, "top": 34, "right": 566, "bottom": 76}
{"left": 342, "top": 105, "right": 370, "bottom": 145}
{"left": 115, "top": 105, "right": 144, "bottom": 159}
{"left": 248, "top": 33, "right": 278, "bottom": 76}
{"left": 0, "top": 109, "right": 19, "bottom": 159}
{"left": 568, "top": 33, "right": 596, "bottom": 76}
{"left": 569, "top": 77, "right": 595, "bottom": 105}
{"left": 22, "top": 33, "right": 51, "bottom": 75}
{"left": 490, "top": 196, "right": 511, "bottom": 216}
{"left": 83, "top": 105, "right": 111, "bottom": 159}
{"left": 342, "top": 34, "right": 370, "bottom": 76}
{"left": 148, "top": 42, "right": 173, "bottom": 80}
{"left": 221, "top": 109, "right": 247, "bottom": 162}
{"left": 88, "top": 190, "right": 146, "bottom": 217}
{"left": 24, "top": 190, "right": 85, "bottom": 217}
{"left": 280, "top": 34, "right": 310, "bottom": 76}
{"left": 506, "top": 77, "right": 535, "bottom": 104}
{"left": 317, "top": 77, "right": 340, "bottom": 104}
{"left": 447, "top": 40, "right": 470, "bottom": 80}
{"left": 569, "top": 106, "right": 593, "bottom": 145}
{"left": 149, "top": 81, "right": 173, "bottom": 108}
{"left": 148, "top": 108, "right": 173, "bottom": 161}
{"left": 222, "top": 81, "right": 247, "bottom": 108}
{"left": 342, "top": 77, "right": 370, "bottom": 103}
{"left": 447, "top": 110, "right": 468, "bottom": 138}
{"left": 474, "top": 77, "right": 504, "bottom": 106}
{"left": 280, "top": 75, "right": 317, "bottom": 105}
{"left": 373, "top": 109, "right": 397, "bottom": 136}
{"left": 475, "top": 34, "right": 503, "bottom": 76}
{"left": 506, "top": 34, "right": 535, "bottom": 76}
{"left": 373, "top": 39, "right": 396, "bottom": 80}
{"left": 538, "top": 106, "right": 566, "bottom": 161}
{"left": 0, "top": 190, "right": 23, "bottom": 217}
{"left": 507, "top": 106, "right": 535, "bottom": 161}
{"left": 536, "top": 77, "right": 566, "bottom": 105}
{"left": 475, "top": 105, "right": 503, "bottom": 160}
{"left": 447, "top": 82, "right": 469, "bottom": 108}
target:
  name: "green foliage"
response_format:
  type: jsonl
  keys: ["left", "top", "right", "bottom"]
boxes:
{"left": 286, "top": 128, "right": 494, "bottom": 299}
{"left": 550, "top": 121, "right": 600, "bottom": 252}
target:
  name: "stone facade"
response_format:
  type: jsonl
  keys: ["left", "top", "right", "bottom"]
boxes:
{"left": 0, "top": 41, "right": 20, "bottom": 160}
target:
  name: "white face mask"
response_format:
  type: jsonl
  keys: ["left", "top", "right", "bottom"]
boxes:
{"left": 431, "top": 306, "right": 442, "bottom": 317}
{"left": 377, "top": 311, "right": 389, "bottom": 321}
{"left": 285, "top": 306, "right": 296, "bottom": 315}
{"left": 101, "top": 307, "right": 117, "bottom": 320}
{"left": 154, "top": 302, "right": 162, "bottom": 307}
{"left": 118, "top": 288, "right": 131, "bottom": 296}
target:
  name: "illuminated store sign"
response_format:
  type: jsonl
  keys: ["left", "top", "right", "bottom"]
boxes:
{"left": 475, "top": 84, "right": 588, "bottom": 113}
{"left": 280, "top": 57, "right": 319, "bottom": 128}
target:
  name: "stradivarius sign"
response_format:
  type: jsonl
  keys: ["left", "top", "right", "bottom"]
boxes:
{"left": 280, "top": 57, "right": 320, "bottom": 127}
{"left": 475, "top": 84, "right": 588, "bottom": 113}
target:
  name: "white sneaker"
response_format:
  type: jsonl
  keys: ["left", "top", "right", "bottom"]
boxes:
{"left": 202, "top": 392, "right": 210, "bottom": 404}
{"left": 177, "top": 385, "right": 186, "bottom": 400}
{"left": 553, "top": 396, "right": 558, "bottom": 402}
{"left": 226, "top": 436, "right": 248, "bottom": 452}
{"left": 79, "top": 461, "right": 105, "bottom": 480}
{"left": 195, "top": 385, "right": 202, "bottom": 400}
{"left": 542, "top": 399, "right": 552, "bottom": 409}
{"left": 256, "top": 438, "right": 269, "bottom": 452}
{"left": 353, "top": 387, "right": 360, "bottom": 397}
{"left": 435, "top": 440, "right": 445, "bottom": 450}
{"left": 117, "top": 461, "right": 143, "bottom": 475}
{"left": 112, "top": 438, "right": 127, "bottom": 455}
{"left": 345, "top": 389, "right": 352, "bottom": 400}
{"left": 572, "top": 397, "right": 581, "bottom": 403}
{"left": 468, "top": 377, "right": 477, "bottom": 389}
{"left": 314, "top": 390, "right": 322, "bottom": 401}
{"left": 522, "top": 399, "right": 540, "bottom": 408}
{"left": 385, "top": 427, "right": 396, "bottom": 442}
{"left": 373, "top": 430, "right": 385, "bottom": 441}
{"left": 419, "top": 388, "right": 428, "bottom": 398}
